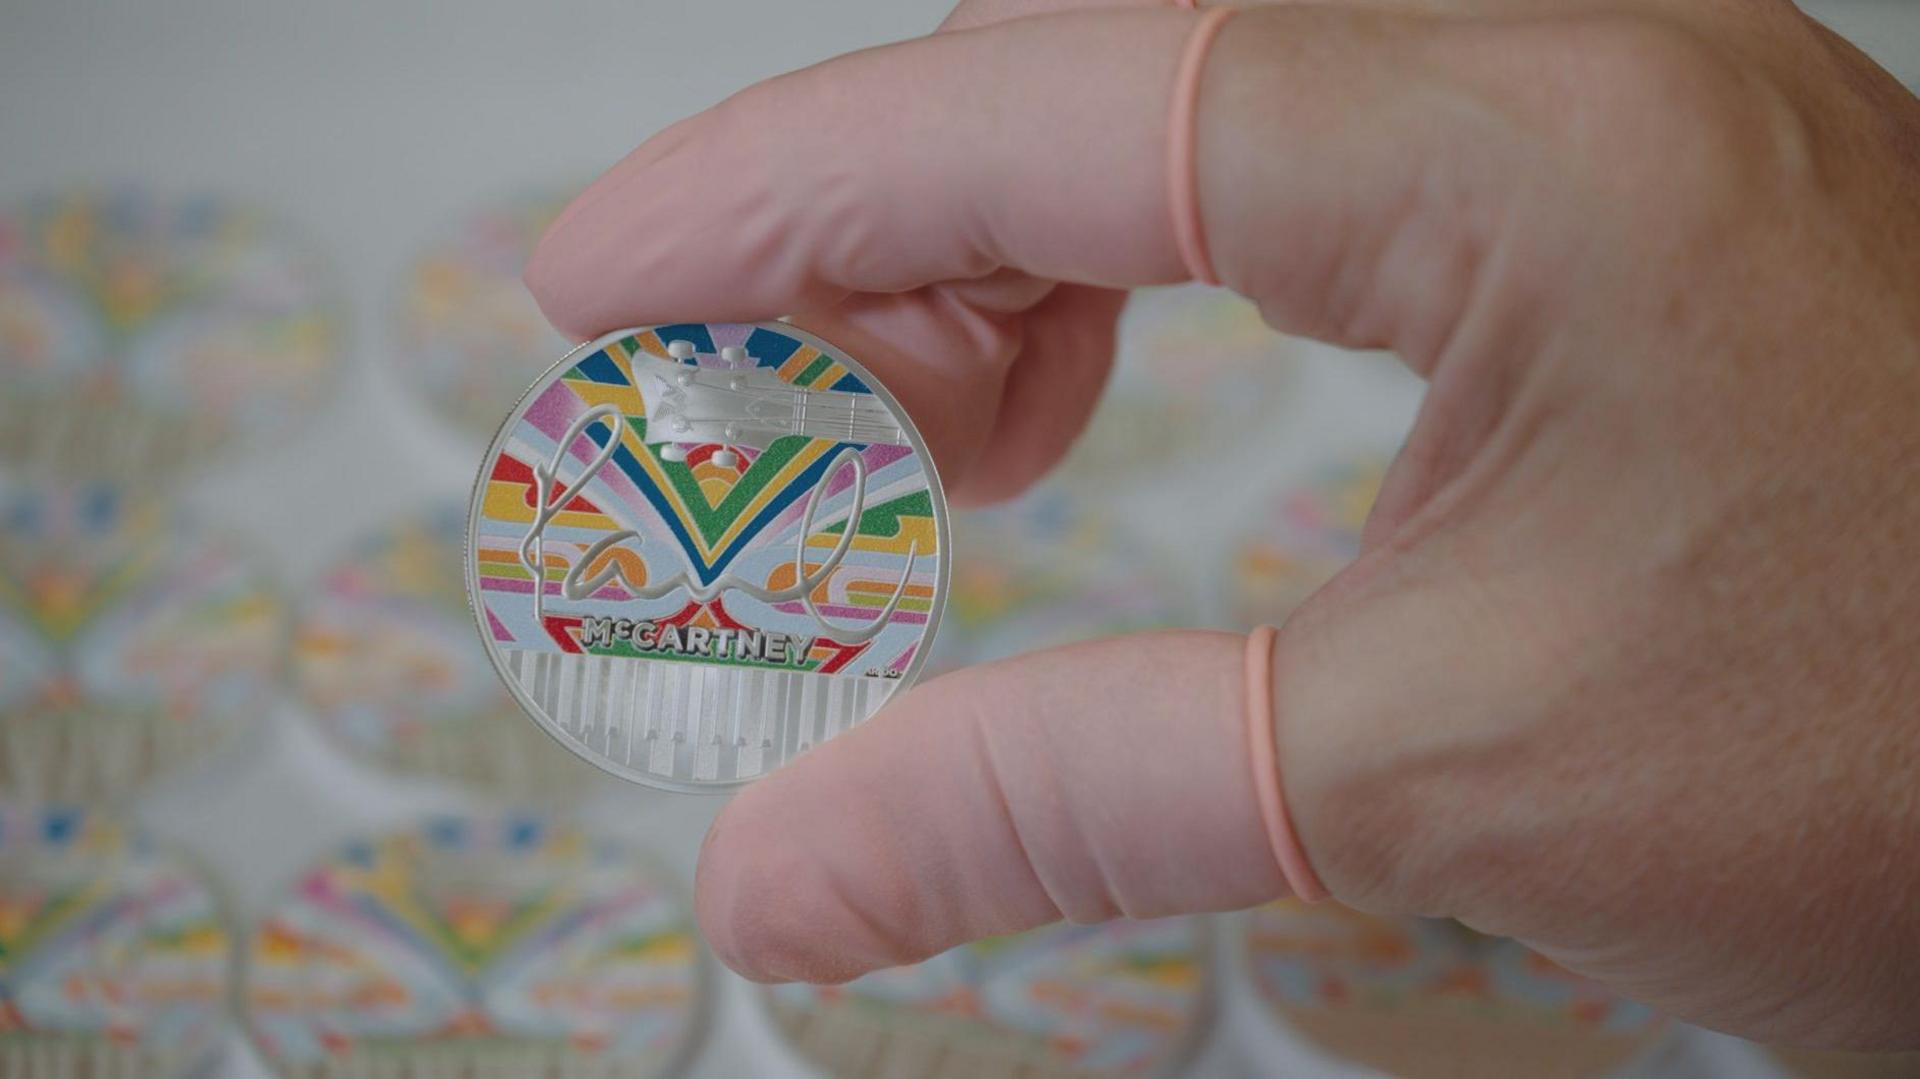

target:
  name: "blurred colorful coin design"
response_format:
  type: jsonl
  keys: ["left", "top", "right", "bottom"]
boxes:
{"left": 392, "top": 191, "right": 570, "bottom": 440}
{"left": 293, "top": 503, "right": 603, "bottom": 797}
{"left": 1062, "top": 285, "right": 1300, "bottom": 483}
{"left": 767, "top": 918, "right": 1210, "bottom": 1078}
{"left": 1224, "top": 457, "right": 1387, "bottom": 631}
{"left": 0, "top": 483, "right": 284, "bottom": 801}
{"left": 1245, "top": 901, "right": 1667, "bottom": 1078}
{"left": 931, "top": 486, "right": 1186, "bottom": 675}
{"left": 0, "top": 805, "right": 233, "bottom": 1077}
{"left": 244, "top": 814, "right": 705, "bottom": 1078}
{"left": 0, "top": 188, "right": 342, "bottom": 485}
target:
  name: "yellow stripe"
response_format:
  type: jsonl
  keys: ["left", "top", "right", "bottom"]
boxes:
{"left": 482, "top": 481, "right": 535, "bottom": 523}
{"left": 803, "top": 515, "right": 937, "bottom": 556}
{"left": 777, "top": 346, "right": 819, "bottom": 382}
{"left": 567, "top": 373, "right": 647, "bottom": 415}
{"left": 481, "top": 471, "right": 617, "bottom": 531}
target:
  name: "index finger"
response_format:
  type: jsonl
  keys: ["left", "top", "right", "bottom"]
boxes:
{"left": 938, "top": 0, "right": 1172, "bottom": 33}
{"left": 523, "top": 8, "right": 1200, "bottom": 339}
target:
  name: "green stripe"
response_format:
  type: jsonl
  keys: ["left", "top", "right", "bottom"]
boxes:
{"left": 794, "top": 354, "right": 834, "bottom": 386}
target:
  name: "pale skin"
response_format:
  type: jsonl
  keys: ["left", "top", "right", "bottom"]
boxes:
{"left": 524, "top": 0, "right": 1920, "bottom": 1049}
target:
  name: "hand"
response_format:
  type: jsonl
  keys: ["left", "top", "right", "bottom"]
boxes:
{"left": 525, "top": 0, "right": 1920, "bottom": 1048}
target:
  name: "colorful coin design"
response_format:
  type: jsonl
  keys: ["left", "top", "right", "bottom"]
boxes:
{"left": 468, "top": 323, "right": 948, "bottom": 791}
{"left": 0, "top": 805, "right": 233, "bottom": 1078}
{"left": 767, "top": 918, "right": 1210, "bottom": 1078}
{"left": 1245, "top": 901, "right": 1667, "bottom": 1079}
{"left": 0, "top": 188, "right": 342, "bottom": 485}
{"left": 243, "top": 814, "right": 705, "bottom": 1078}
{"left": 293, "top": 503, "right": 605, "bottom": 797}
{"left": 392, "top": 191, "right": 570, "bottom": 440}
{"left": 0, "top": 482, "right": 285, "bottom": 801}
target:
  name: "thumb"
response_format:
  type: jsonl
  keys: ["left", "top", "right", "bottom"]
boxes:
{"left": 694, "top": 630, "right": 1290, "bottom": 983}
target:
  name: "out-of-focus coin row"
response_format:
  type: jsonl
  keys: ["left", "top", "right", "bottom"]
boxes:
{"left": 1, "top": 185, "right": 1892, "bottom": 1079}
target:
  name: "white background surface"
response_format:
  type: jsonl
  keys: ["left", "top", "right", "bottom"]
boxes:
{"left": 3, "top": 1, "right": 1916, "bottom": 1076}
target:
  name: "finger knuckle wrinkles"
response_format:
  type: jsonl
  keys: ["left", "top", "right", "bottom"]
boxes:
{"left": 1273, "top": 566, "right": 1610, "bottom": 919}
{"left": 1269, "top": 604, "right": 1433, "bottom": 911}
{"left": 1544, "top": 15, "right": 1805, "bottom": 209}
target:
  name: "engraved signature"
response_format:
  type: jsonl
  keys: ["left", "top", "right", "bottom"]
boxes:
{"left": 518, "top": 404, "right": 920, "bottom": 645}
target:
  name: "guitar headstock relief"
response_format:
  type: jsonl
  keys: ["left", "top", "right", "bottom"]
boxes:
{"left": 466, "top": 323, "right": 949, "bottom": 792}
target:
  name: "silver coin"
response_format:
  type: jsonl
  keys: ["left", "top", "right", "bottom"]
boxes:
{"left": 466, "top": 322, "right": 949, "bottom": 792}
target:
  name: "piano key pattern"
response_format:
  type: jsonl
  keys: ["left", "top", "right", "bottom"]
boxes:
{"left": 499, "top": 649, "right": 901, "bottom": 786}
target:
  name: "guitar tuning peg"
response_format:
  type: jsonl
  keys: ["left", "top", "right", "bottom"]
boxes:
{"left": 659, "top": 444, "right": 688, "bottom": 463}
{"left": 666, "top": 340, "right": 696, "bottom": 360}
{"left": 719, "top": 345, "right": 747, "bottom": 367}
{"left": 712, "top": 448, "right": 739, "bottom": 469}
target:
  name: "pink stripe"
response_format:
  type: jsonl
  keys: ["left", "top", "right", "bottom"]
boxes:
{"left": 772, "top": 602, "right": 929, "bottom": 624}
{"left": 479, "top": 576, "right": 626, "bottom": 601}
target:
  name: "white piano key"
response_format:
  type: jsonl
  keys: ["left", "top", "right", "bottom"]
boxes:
{"left": 738, "top": 671, "right": 768, "bottom": 779}
{"left": 619, "top": 659, "right": 643, "bottom": 765}
{"left": 823, "top": 677, "right": 846, "bottom": 741}
{"left": 694, "top": 666, "right": 721, "bottom": 781}
{"left": 648, "top": 665, "right": 680, "bottom": 775}
{"left": 579, "top": 652, "right": 602, "bottom": 744}
{"left": 643, "top": 660, "right": 667, "bottom": 744}
{"left": 588, "top": 663, "right": 610, "bottom": 753}
{"left": 554, "top": 653, "right": 579, "bottom": 734}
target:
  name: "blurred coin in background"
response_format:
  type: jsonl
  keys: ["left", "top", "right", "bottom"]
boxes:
{"left": 0, "top": 188, "right": 343, "bottom": 486}
{"left": 390, "top": 189, "right": 571, "bottom": 442}
{"left": 1222, "top": 457, "right": 1387, "bottom": 632}
{"left": 765, "top": 916, "right": 1212, "bottom": 1079}
{"left": 0, "top": 482, "right": 284, "bottom": 802}
{"left": 0, "top": 803, "right": 234, "bottom": 1077}
{"left": 291, "top": 502, "right": 607, "bottom": 798}
{"left": 243, "top": 812, "right": 706, "bottom": 1078}
{"left": 1244, "top": 901, "right": 1669, "bottom": 1079}
{"left": 1058, "top": 285, "right": 1302, "bottom": 487}
{"left": 0, "top": 583, "right": 52, "bottom": 715}
{"left": 930, "top": 484, "right": 1190, "bottom": 676}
